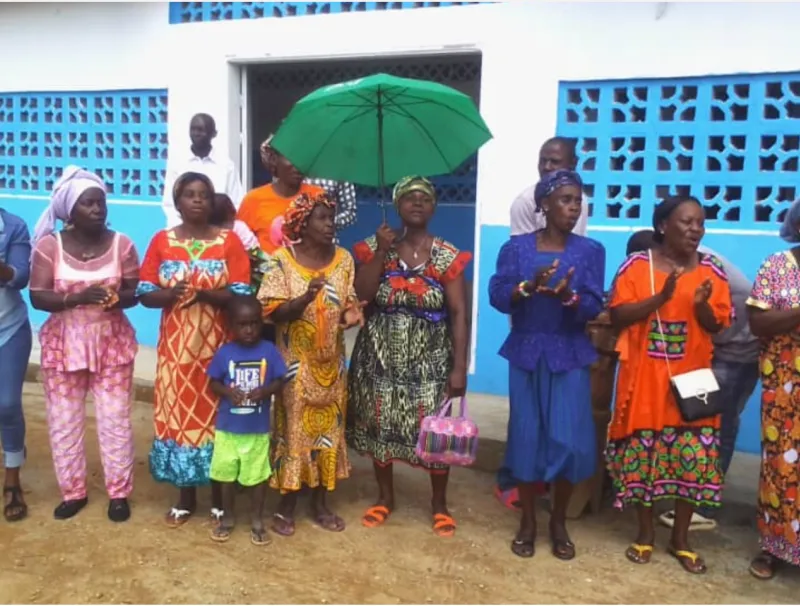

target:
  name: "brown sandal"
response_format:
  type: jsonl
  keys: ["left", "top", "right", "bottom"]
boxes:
{"left": 749, "top": 552, "right": 778, "bottom": 580}
{"left": 3, "top": 486, "right": 27, "bottom": 522}
{"left": 271, "top": 513, "right": 296, "bottom": 537}
{"left": 164, "top": 507, "right": 194, "bottom": 528}
{"left": 625, "top": 543, "right": 654, "bottom": 565}
{"left": 668, "top": 545, "right": 707, "bottom": 575}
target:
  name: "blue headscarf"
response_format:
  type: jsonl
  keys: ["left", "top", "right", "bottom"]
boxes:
{"left": 781, "top": 199, "right": 800, "bottom": 243}
{"left": 533, "top": 170, "right": 583, "bottom": 210}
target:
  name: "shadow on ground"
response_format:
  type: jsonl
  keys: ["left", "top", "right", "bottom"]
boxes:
{"left": 2, "top": 384, "right": 799, "bottom": 605}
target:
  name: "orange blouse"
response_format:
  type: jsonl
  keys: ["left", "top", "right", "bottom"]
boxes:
{"left": 608, "top": 252, "right": 733, "bottom": 440}
{"left": 236, "top": 182, "right": 324, "bottom": 254}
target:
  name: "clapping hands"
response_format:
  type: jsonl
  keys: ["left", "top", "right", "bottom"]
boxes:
{"left": 525, "top": 259, "right": 577, "bottom": 302}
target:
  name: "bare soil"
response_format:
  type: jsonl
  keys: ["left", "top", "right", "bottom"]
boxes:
{"left": 2, "top": 383, "right": 799, "bottom": 604}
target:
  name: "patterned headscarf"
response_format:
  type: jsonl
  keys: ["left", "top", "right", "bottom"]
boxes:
{"left": 781, "top": 198, "right": 800, "bottom": 243}
{"left": 260, "top": 134, "right": 275, "bottom": 168}
{"left": 282, "top": 191, "right": 336, "bottom": 242}
{"left": 32, "top": 165, "right": 107, "bottom": 248}
{"left": 533, "top": 169, "right": 583, "bottom": 210}
{"left": 392, "top": 176, "right": 437, "bottom": 208}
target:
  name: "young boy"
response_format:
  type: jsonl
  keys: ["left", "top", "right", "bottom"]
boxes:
{"left": 207, "top": 295, "right": 286, "bottom": 546}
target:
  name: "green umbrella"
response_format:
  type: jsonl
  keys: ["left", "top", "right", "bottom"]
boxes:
{"left": 270, "top": 73, "right": 492, "bottom": 217}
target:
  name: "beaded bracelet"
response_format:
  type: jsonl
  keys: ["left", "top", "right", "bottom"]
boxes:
{"left": 563, "top": 291, "right": 580, "bottom": 307}
{"left": 516, "top": 281, "right": 532, "bottom": 298}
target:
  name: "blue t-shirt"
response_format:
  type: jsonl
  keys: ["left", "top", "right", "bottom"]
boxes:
{"left": 207, "top": 340, "right": 287, "bottom": 435}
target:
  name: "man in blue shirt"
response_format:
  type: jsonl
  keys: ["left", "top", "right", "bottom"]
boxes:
{"left": 0, "top": 209, "right": 33, "bottom": 522}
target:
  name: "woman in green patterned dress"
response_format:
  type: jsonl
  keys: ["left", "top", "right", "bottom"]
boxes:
{"left": 347, "top": 176, "right": 471, "bottom": 537}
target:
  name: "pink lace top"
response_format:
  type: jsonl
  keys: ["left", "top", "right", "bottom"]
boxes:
{"left": 30, "top": 232, "right": 140, "bottom": 372}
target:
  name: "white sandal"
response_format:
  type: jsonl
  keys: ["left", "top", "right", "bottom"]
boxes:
{"left": 659, "top": 510, "right": 718, "bottom": 531}
{"left": 165, "top": 507, "right": 193, "bottom": 528}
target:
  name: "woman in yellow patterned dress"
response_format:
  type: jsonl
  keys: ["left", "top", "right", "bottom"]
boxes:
{"left": 258, "top": 191, "right": 364, "bottom": 536}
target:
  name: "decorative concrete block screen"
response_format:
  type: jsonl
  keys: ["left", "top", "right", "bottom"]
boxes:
{"left": 556, "top": 73, "right": 800, "bottom": 229}
{"left": 0, "top": 90, "right": 168, "bottom": 199}
{"left": 169, "top": 2, "right": 474, "bottom": 23}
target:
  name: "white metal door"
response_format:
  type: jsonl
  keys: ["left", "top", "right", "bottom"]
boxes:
{"left": 239, "top": 65, "right": 251, "bottom": 191}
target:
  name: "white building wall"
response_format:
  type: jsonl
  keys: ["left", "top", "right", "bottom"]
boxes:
{"left": 0, "top": 2, "right": 170, "bottom": 91}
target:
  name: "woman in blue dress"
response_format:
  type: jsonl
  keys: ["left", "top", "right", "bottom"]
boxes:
{"left": 489, "top": 170, "right": 606, "bottom": 559}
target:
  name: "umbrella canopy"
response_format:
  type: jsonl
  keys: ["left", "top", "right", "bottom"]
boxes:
{"left": 270, "top": 73, "right": 492, "bottom": 188}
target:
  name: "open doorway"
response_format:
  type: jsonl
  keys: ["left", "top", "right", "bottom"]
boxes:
{"left": 242, "top": 53, "right": 482, "bottom": 280}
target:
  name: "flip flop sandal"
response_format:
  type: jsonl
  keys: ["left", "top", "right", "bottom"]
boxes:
{"left": 250, "top": 527, "right": 272, "bottom": 546}
{"left": 209, "top": 508, "right": 224, "bottom": 525}
{"left": 3, "top": 486, "right": 28, "bottom": 523}
{"left": 314, "top": 512, "right": 346, "bottom": 532}
{"left": 210, "top": 525, "right": 233, "bottom": 543}
{"left": 551, "top": 537, "right": 576, "bottom": 561}
{"left": 749, "top": 553, "right": 778, "bottom": 580}
{"left": 271, "top": 513, "right": 296, "bottom": 537}
{"left": 362, "top": 505, "right": 391, "bottom": 528}
{"left": 511, "top": 538, "right": 535, "bottom": 558}
{"left": 432, "top": 513, "right": 456, "bottom": 538}
{"left": 625, "top": 543, "right": 654, "bottom": 565}
{"left": 493, "top": 485, "right": 521, "bottom": 512}
{"left": 165, "top": 507, "right": 194, "bottom": 528}
{"left": 668, "top": 546, "right": 707, "bottom": 575}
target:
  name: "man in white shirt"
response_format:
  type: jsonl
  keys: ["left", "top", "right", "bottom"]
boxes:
{"left": 509, "top": 137, "right": 589, "bottom": 237}
{"left": 162, "top": 113, "right": 245, "bottom": 228}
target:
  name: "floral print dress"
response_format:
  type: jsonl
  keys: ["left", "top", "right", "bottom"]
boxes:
{"left": 258, "top": 246, "right": 357, "bottom": 492}
{"left": 747, "top": 250, "right": 800, "bottom": 565}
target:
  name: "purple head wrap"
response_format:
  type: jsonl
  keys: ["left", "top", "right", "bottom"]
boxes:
{"left": 533, "top": 170, "right": 583, "bottom": 210}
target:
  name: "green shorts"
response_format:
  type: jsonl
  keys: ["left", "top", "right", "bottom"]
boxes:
{"left": 210, "top": 430, "right": 272, "bottom": 487}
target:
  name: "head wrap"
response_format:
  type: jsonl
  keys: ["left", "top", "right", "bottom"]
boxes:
{"left": 260, "top": 134, "right": 275, "bottom": 168}
{"left": 392, "top": 176, "right": 437, "bottom": 208}
{"left": 533, "top": 170, "right": 583, "bottom": 210}
{"left": 32, "top": 165, "right": 106, "bottom": 248}
{"left": 282, "top": 191, "right": 336, "bottom": 242}
{"left": 781, "top": 199, "right": 800, "bottom": 243}
{"left": 652, "top": 195, "right": 700, "bottom": 243}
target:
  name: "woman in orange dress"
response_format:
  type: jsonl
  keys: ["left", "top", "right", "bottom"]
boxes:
{"left": 137, "top": 172, "right": 251, "bottom": 526}
{"left": 607, "top": 195, "right": 732, "bottom": 574}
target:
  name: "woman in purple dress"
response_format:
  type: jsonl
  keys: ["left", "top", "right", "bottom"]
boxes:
{"left": 489, "top": 170, "right": 605, "bottom": 559}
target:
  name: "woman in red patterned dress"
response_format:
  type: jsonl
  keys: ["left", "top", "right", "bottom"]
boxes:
{"left": 137, "top": 172, "right": 251, "bottom": 527}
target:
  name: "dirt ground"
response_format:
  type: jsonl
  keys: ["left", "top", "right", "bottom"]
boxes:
{"left": 2, "top": 384, "right": 799, "bottom": 605}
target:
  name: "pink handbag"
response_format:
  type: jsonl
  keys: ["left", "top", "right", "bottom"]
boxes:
{"left": 415, "top": 397, "right": 479, "bottom": 467}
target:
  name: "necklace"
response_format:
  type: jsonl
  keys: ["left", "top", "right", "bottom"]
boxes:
{"left": 401, "top": 233, "right": 430, "bottom": 261}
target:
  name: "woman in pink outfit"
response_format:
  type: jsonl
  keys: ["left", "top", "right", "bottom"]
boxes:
{"left": 29, "top": 166, "right": 140, "bottom": 523}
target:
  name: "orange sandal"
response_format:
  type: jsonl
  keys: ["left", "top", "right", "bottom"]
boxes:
{"left": 433, "top": 513, "right": 456, "bottom": 538}
{"left": 362, "top": 505, "right": 391, "bottom": 528}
